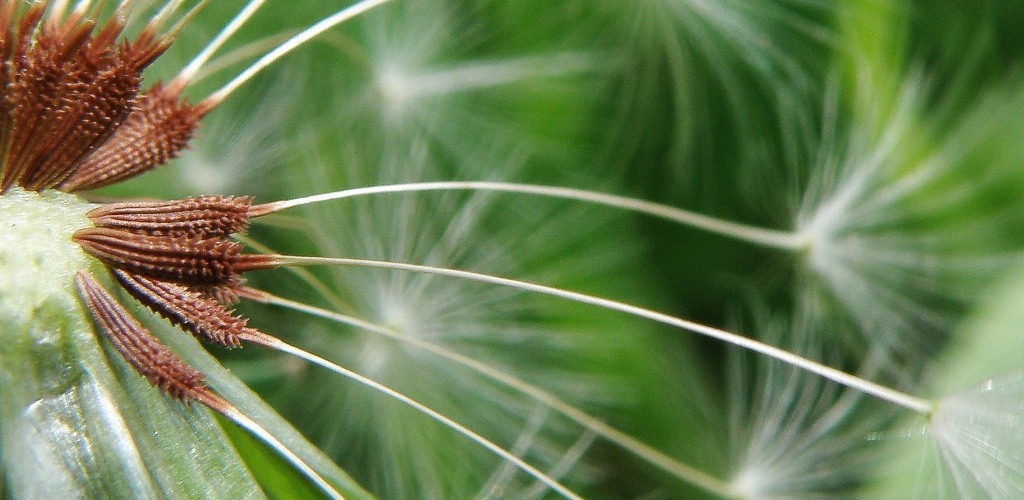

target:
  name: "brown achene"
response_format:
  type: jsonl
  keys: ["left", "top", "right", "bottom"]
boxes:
{"left": 74, "top": 271, "right": 231, "bottom": 411}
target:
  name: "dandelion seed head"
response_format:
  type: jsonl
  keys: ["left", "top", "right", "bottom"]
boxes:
{"left": 923, "top": 277, "right": 1024, "bottom": 497}
{"left": 926, "top": 373, "right": 1024, "bottom": 497}
{"left": 726, "top": 309, "right": 888, "bottom": 499}
{"left": 861, "top": 267, "right": 1024, "bottom": 498}
{"left": 373, "top": 65, "right": 414, "bottom": 118}
{"left": 792, "top": 75, "right": 1024, "bottom": 359}
{"left": 268, "top": 131, "right": 662, "bottom": 494}
{"left": 311, "top": 0, "right": 606, "bottom": 172}
{"left": 376, "top": 296, "right": 415, "bottom": 333}
{"left": 353, "top": 335, "right": 393, "bottom": 378}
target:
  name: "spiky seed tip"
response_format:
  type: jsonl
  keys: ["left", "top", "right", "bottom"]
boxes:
{"left": 231, "top": 285, "right": 273, "bottom": 303}
{"left": 188, "top": 283, "right": 248, "bottom": 304}
{"left": 72, "top": 226, "right": 277, "bottom": 286}
{"left": 113, "top": 269, "right": 271, "bottom": 348}
{"left": 74, "top": 270, "right": 215, "bottom": 405}
{"left": 88, "top": 195, "right": 254, "bottom": 237}
{"left": 0, "top": 2, "right": 175, "bottom": 193}
{"left": 58, "top": 84, "right": 208, "bottom": 192}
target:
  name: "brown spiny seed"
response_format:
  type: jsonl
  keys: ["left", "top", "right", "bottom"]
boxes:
{"left": 0, "top": 3, "right": 169, "bottom": 193}
{"left": 74, "top": 271, "right": 212, "bottom": 404}
{"left": 1, "top": 6, "right": 86, "bottom": 190}
{"left": 113, "top": 269, "right": 265, "bottom": 348}
{"left": 189, "top": 283, "right": 247, "bottom": 304}
{"left": 4, "top": 1, "right": 250, "bottom": 417}
{"left": 18, "top": 20, "right": 138, "bottom": 190}
{"left": 190, "top": 283, "right": 271, "bottom": 304}
{"left": 88, "top": 195, "right": 254, "bottom": 237}
{"left": 73, "top": 227, "right": 277, "bottom": 285}
{"left": 58, "top": 83, "right": 207, "bottom": 192}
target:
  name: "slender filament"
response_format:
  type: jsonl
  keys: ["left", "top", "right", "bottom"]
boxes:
{"left": 257, "top": 181, "right": 807, "bottom": 251}
{"left": 271, "top": 254, "right": 935, "bottom": 415}
{"left": 206, "top": 0, "right": 395, "bottom": 105}
{"left": 253, "top": 336, "right": 582, "bottom": 499}
{"left": 259, "top": 292, "right": 737, "bottom": 497}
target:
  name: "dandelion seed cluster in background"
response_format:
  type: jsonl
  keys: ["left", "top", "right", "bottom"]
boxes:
{"left": 3, "top": 0, "right": 1024, "bottom": 498}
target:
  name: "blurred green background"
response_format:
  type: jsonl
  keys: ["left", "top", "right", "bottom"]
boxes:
{"left": 88, "top": 1, "right": 1024, "bottom": 498}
